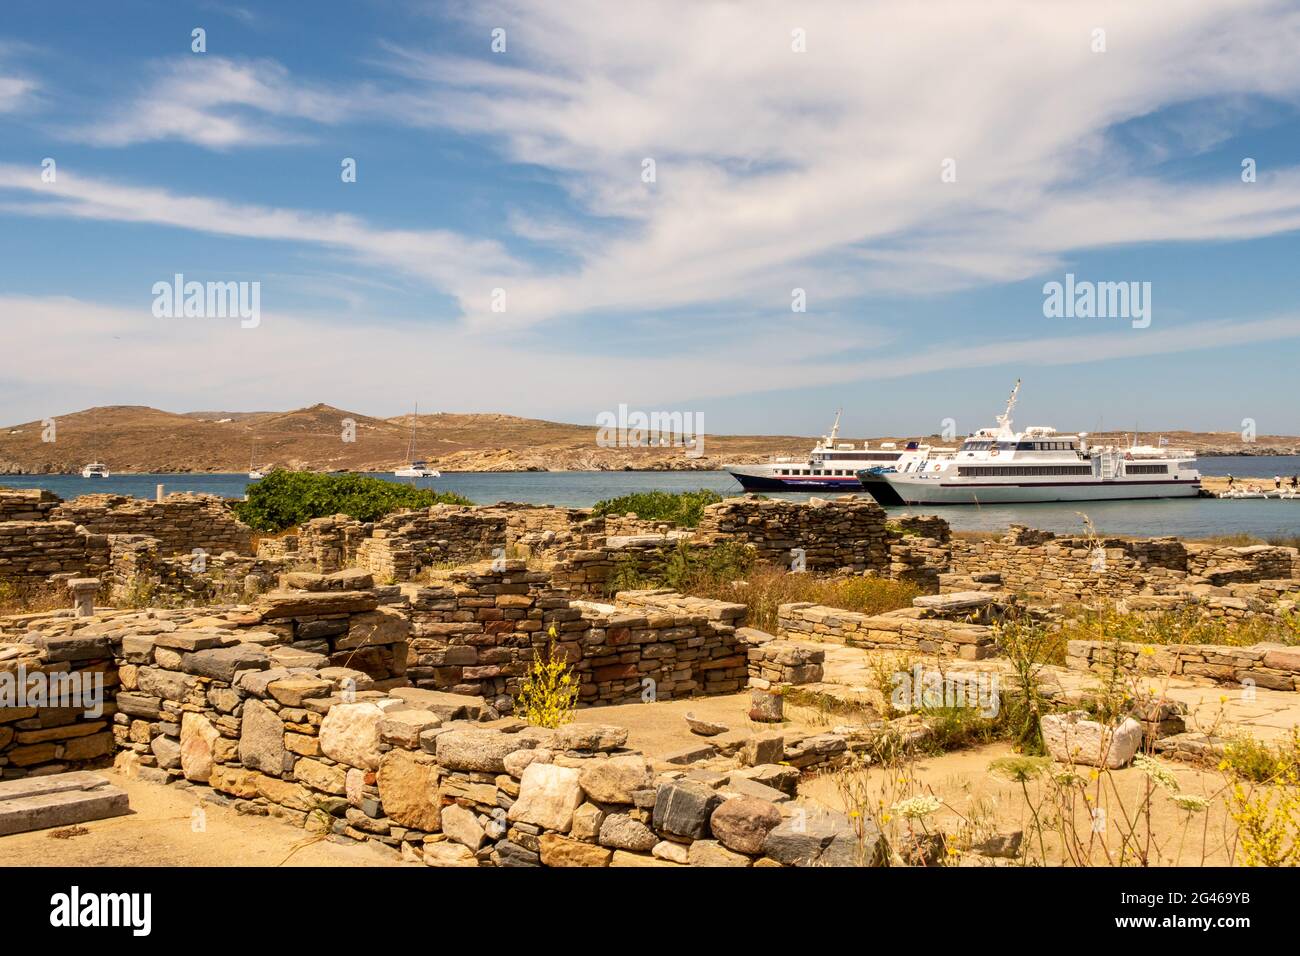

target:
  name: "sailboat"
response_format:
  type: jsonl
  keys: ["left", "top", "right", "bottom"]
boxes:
{"left": 248, "top": 442, "right": 265, "bottom": 480}
{"left": 393, "top": 403, "right": 440, "bottom": 478}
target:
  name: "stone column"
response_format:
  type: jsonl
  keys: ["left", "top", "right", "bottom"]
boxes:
{"left": 68, "top": 578, "right": 101, "bottom": 618}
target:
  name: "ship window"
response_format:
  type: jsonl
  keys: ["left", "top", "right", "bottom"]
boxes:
{"left": 1126, "top": 463, "right": 1169, "bottom": 475}
{"left": 958, "top": 465, "right": 1093, "bottom": 477}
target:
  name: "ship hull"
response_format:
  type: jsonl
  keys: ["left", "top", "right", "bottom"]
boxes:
{"left": 857, "top": 473, "right": 1201, "bottom": 505}
{"left": 727, "top": 467, "right": 866, "bottom": 492}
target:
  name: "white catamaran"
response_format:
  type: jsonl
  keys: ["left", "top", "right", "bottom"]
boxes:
{"left": 394, "top": 403, "right": 440, "bottom": 479}
{"left": 725, "top": 410, "right": 953, "bottom": 491}
{"left": 856, "top": 381, "right": 1201, "bottom": 505}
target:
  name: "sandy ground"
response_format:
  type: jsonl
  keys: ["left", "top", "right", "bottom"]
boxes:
{"left": 798, "top": 741, "right": 1241, "bottom": 866}
{"left": 0, "top": 770, "right": 410, "bottom": 867}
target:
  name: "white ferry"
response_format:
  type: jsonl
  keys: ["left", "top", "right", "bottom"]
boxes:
{"left": 856, "top": 381, "right": 1201, "bottom": 505}
{"left": 725, "top": 411, "right": 952, "bottom": 491}
{"left": 81, "top": 462, "right": 110, "bottom": 478}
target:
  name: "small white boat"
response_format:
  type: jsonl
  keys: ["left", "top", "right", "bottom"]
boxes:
{"left": 394, "top": 403, "right": 441, "bottom": 479}
{"left": 394, "top": 460, "right": 440, "bottom": 479}
{"left": 81, "top": 462, "right": 110, "bottom": 478}
{"left": 248, "top": 442, "right": 265, "bottom": 480}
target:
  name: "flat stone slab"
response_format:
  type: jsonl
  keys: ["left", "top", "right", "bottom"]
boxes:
{"left": 255, "top": 591, "right": 380, "bottom": 620}
{"left": 912, "top": 592, "right": 996, "bottom": 612}
{"left": 0, "top": 771, "right": 130, "bottom": 836}
{"left": 387, "top": 687, "right": 485, "bottom": 721}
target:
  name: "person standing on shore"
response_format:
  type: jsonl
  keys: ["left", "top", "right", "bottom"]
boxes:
{"left": 1227, "top": 474, "right": 1234, "bottom": 489}
{"left": 1276, "top": 475, "right": 1283, "bottom": 490}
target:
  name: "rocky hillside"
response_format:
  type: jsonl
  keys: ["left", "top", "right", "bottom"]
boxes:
{"left": 1, "top": 405, "right": 1294, "bottom": 474}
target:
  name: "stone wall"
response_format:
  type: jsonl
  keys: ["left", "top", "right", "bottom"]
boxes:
{"left": 4, "top": 585, "right": 879, "bottom": 867}
{"left": 1186, "top": 544, "right": 1296, "bottom": 584}
{"left": 0, "top": 521, "right": 109, "bottom": 586}
{"left": 695, "top": 497, "right": 889, "bottom": 573}
{"left": 778, "top": 602, "right": 998, "bottom": 660}
{"left": 1066, "top": 639, "right": 1300, "bottom": 691}
{"left": 0, "top": 634, "right": 117, "bottom": 777}
{"left": 50, "top": 493, "right": 253, "bottom": 557}
{"left": 0, "top": 489, "right": 60, "bottom": 522}
{"left": 403, "top": 564, "right": 748, "bottom": 709}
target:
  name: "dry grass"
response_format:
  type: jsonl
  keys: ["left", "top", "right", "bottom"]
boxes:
{"left": 687, "top": 565, "right": 920, "bottom": 633}
{"left": 0, "top": 582, "right": 65, "bottom": 616}
{"left": 1056, "top": 604, "right": 1300, "bottom": 649}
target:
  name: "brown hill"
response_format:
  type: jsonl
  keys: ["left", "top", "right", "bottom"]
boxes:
{"left": 1, "top": 406, "right": 1295, "bottom": 474}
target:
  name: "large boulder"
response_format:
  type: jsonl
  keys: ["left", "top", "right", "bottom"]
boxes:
{"left": 763, "top": 810, "right": 885, "bottom": 867}
{"left": 577, "top": 754, "right": 653, "bottom": 804}
{"left": 709, "top": 797, "right": 782, "bottom": 855}
{"left": 441, "top": 804, "right": 486, "bottom": 851}
{"left": 1041, "top": 711, "right": 1143, "bottom": 769}
{"left": 538, "top": 833, "right": 612, "bottom": 867}
{"left": 319, "top": 701, "right": 386, "bottom": 770}
{"left": 598, "top": 813, "right": 658, "bottom": 851}
{"left": 550, "top": 724, "right": 628, "bottom": 752}
{"left": 238, "top": 698, "right": 287, "bottom": 777}
{"left": 652, "top": 780, "right": 723, "bottom": 841}
{"left": 179, "top": 712, "right": 220, "bottom": 783}
{"left": 508, "top": 763, "right": 583, "bottom": 833}
{"left": 376, "top": 750, "right": 442, "bottom": 832}
{"left": 436, "top": 729, "right": 530, "bottom": 773}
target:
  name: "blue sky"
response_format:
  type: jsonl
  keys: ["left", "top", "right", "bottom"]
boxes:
{"left": 3, "top": 0, "right": 1300, "bottom": 438}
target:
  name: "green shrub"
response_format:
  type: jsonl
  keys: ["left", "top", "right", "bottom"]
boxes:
{"left": 234, "top": 470, "right": 474, "bottom": 532}
{"left": 590, "top": 489, "right": 723, "bottom": 528}
{"left": 606, "top": 540, "right": 754, "bottom": 597}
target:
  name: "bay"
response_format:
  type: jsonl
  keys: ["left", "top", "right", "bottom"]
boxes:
{"left": 3, "top": 455, "right": 1299, "bottom": 540}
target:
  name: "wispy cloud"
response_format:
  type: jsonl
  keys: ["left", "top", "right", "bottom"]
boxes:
{"left": 0, "top": 163, "right": 523, "bottom": 292}
{"left": 379, "top": 0, "right": 1300, "bottom": 328}
{"left": 3, "top": 294, "right": 1298, "bottom": 425}
{"left": 79, "top": 57, "right": 364, "bottom": 149}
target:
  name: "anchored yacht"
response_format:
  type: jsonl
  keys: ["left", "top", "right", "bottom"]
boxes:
{"left": 80, "top": 462, "right": 110, "bottom": 478}
{"left": 856, "top": 381, "right": 1201, "bottom": 505}
{"left": 725, "top": 411, "right": 953, "bottom": 491}
{"left": 393, "top": 402, "right": 441, "bottom": 479}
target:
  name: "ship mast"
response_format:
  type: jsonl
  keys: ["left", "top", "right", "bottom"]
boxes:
{"left": 826, "top": 408, "right": 842, "bottom": 447}
{"left": 995, "top": 379, "right": 1021, "bottom": 435}
{"left": 406, "top": 402, "right": 419, "bottom": 462}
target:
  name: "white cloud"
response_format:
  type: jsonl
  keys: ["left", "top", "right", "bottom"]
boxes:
{"left": 0, "top": 163, "right": 522, "bottom": 292}
{"left": 3, "top": 294, "right": 1297, "bottom": 427}
{"left": 379, "top": 0, "right": 1300, "bottom": 327}
{"left": 14, "top": 0, "right": 1300, "bottom": 345}
{"left": 80, "top": 57, "right": 364, "bottom": 149}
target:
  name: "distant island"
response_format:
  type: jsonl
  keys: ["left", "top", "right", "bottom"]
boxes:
{"left": 1, "top": 403, "right": 1296, "bottom": 475}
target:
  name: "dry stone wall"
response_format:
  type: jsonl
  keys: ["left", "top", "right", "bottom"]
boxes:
{"left": 0, "top": 633, "right": 117, "bottom": 778}
{"left": 778, "top": 602, "right": 998, "bottom": 660}
{"left": 404, "top": 564, "right": 748, "bottom": 709}
{"left": 1067, "top": 638, "right": 1300, "bottom": 691}
{"left": 696, "top": 497, "right": 889, "bottom": 573}
{"left": 50, "top": 493, "right": 253, "bottom": 557}
{"left": 0, "top": 489, "right": 59, "bottom": 522}
{"left": 0, "top": 521, "right": 109, "bottom": 586}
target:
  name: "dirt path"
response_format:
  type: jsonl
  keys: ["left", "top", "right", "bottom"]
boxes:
{"left": 0, "top": 770, "right": 409, "bottom": 867}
